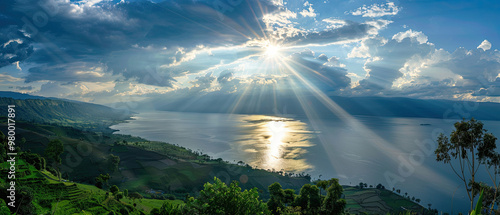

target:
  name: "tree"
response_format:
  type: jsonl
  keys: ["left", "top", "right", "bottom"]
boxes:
{"left": 95, "top": 173, "right": 110, "bottom": 188}
{"left": 123, "top": 189, "right": 128, "bottom": 198}
{"left": 129, "top": 192, "right": 143, "bottom": 203}
{"left": 268, "top": 182, "right": 285, "bottom": 214}
{"left": 283, "top": 189, "right": 296, "bottom": 206}
{"left": 185, "top": 177, "right": 268, "bottom": 214}
{"left": 108, "top": 154, "right": 120, "bottom": 172}
{"left": 295, "top": 184, "right": 321, "bottom": 215}
{"left": 322, "top": 178, "right": 346, "bottom": 215}
{"left": 44, "top": 139, "right": 64, "bottom": 181}
{"left": 316, "top": 180, "right": 329, "bottom": 195}
{"left": 435, "top": 118, "right": 497, "bottom": 212}
{"left": 110, "top": 185, "right": 120, "bottom": 195}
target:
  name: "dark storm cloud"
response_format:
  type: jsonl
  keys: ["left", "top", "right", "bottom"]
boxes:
{"left": 1, "top": 0, "right": 278, "bottom": 85}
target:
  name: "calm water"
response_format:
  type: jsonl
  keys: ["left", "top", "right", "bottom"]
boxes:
{"left": 111, "top": 111, "right": 500, "bottom": 213}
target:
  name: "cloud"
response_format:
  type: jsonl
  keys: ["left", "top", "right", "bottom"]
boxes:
{"left": 288, "top": 50, "right": 351, "bottom": 92}
{"left": 25, "top": 62, "right": 116, "bottom": 83}
{"left": 15, "top": 86, "right": 33, "bottom": 91}
{"left": 189, "top": 72, "right": 216, "bottom": 93}
{"left": 352, "top": 33, "right": 435, "bottom": 90}
{"left": 217, "top": 70, "right": 240, "bottom": 93}
{"left": 349, "top": 30, "right": 500, "bottom": 101}
{"left": 351, "top": 2, "right": 400, "bottom": 18}
{"left": 300, "top": 1, "right": 317, "bottom": 18}
{"left": 0, "top": 73, "right": 23, "bottom": 82}
{"left": 392, "top": 29, "right": 428, "bottom": 44}
{"left": 478, "top": 40, "right": 492, "bottom": 51}
{"left": 283, "top": 20, "right": 382, "bottom": 46}
{"left": 323, "top": 18, "right": 347, "bottom": 29}
{"left": 444, "top": 45, "right": 500, "bottom": 82}
{"left": 0, "top": 26, "right": 33, "bottom": 68}
{"left": 2, "top": 0, "right": 279, "bottom": 86}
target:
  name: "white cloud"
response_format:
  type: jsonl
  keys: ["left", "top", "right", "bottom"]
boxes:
{"left": 348, "top": 29, "right": 500, "bottom": 101}
{"left": 392, "top": 29, "right": 428, "bottom": 44}
{"left": 14, "top": 61, "right": 22, "bottom": 71}
{"left": 3, "top": 39, "right": 23, "bottom": 48}
{"left": 477, "top": 40, "right": 492, "bottom": 51}
{"left": 323, "top": 18, "right": 346, "bottom": 29}
{"left": 300, "top": 1, "right": 317, "bottom": 18}
{"left": 351, "top": 2, "right": 400, "bottom": 18}
{"left": 0, "top": 73, "right": 23, "bottom": 82}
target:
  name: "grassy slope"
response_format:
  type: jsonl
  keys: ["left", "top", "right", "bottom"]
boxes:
{"left": 0, "top": 97, "right": 133, "bottom": 132}
{"left": 0, "top": 159, "right": 181, "bottom": 214}
{"left": 343, "top": 186, "right": 427, "bottom": 214}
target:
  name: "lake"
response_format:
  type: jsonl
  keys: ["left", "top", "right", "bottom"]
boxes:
{"left": 110, "top": 110, "right": 500, "bottom": 213}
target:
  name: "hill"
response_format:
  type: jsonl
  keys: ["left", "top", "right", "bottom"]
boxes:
{"left": 0, "top": 157, "right": 182, "bottom": 214}
{"left": 0, "top": 96, "right": 133, "bottom": 132}
{"left": 0, "top": 91, "right": 48, "bottom": 100}
{"left": 343, "top": 186, "right": 428, "bottom": 214}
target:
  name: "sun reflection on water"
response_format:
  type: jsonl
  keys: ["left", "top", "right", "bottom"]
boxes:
{"left": 267, "top": 120, "right": 287, "bottom": 160}
{"left": 241, "top": 115, "right": 314, "bottom": 173}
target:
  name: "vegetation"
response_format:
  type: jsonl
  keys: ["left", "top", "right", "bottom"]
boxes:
{"left": 435, "top": 118, "right": 498, "bottom": 213}
{"left": 0, "top": 97, "right": 133, "bottom": 132}
{"left": 45, "top": 139, "right": 64, "bottom": 181}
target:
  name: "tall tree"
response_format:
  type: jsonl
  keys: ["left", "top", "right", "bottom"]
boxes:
{"left": 322, "top": 178, "right": 346, "bottom": 215}
{"left": 295, "top": 184, "right": 321, "bottom": 215}
{"left": 44, "top": 139, "right": 64, "bottom": 181}
{"left": 435, "top": 118, "right": 497, "bottom": 212}
{"left": 268, "top": 182, "right": 285, "bottom": 214}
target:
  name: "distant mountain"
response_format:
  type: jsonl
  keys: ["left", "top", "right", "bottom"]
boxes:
{"left": 0, "top": 93, "right": 133, "bottom": 132}
{"left": 0, "top": 91, "right": 49, "bottom": 100}
{"left": 152, "top": 92, "right": 500, "bottom": 121}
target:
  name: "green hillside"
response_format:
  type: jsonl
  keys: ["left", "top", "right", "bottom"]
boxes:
{"left": 0, "top": 97, "right": 132, "bottom": 132}
{"left": 0, "top": 158, "right": 182, "bottom": 214}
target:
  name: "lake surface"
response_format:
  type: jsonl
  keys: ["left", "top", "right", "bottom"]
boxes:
{"left": 111, "top": 111, "right": 500, "bottom": 213}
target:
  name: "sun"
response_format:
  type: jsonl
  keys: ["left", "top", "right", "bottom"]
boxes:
{"left": 264, "top": 43, "right": 282, "bottom": 59}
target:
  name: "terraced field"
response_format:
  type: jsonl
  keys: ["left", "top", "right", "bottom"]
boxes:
{"left": 344, "top": 186, "right": 427, "bottom": 214}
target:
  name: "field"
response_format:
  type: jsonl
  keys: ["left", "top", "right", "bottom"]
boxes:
{"left": 344, "top": 186, "right": 427, "bottom": 214}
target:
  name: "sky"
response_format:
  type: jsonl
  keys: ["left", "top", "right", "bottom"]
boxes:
{"left": 1, "top": 0, "right": 500, "bottom": 106}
